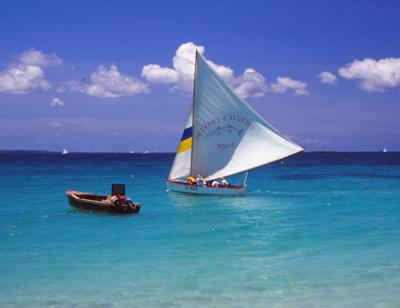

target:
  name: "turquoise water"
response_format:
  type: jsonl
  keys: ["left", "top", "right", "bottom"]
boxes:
{"left": 1, "top": 152, "right": 399, "bottom": 307}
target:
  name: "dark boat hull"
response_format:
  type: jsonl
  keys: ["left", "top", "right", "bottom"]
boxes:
{"left": 66, "top": 190, "right": 140, "bottom": 214}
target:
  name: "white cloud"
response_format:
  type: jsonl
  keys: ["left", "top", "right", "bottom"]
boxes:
{"left": 142, "top": 42, "right": 267, "bottom": 98}
{"left": 142, "top": 42, "right": 207, "bottom": 92}
{"left": 271, "top": 77, "right": 309, "bottom": 95}
{"left": 141, "top": 64, "right": 178, "bottom": 84}
{"left": 317, "top": 71, "right": 337, "bottom": 84}
{"left": 233, "top": 68, "right": 268, "bottom": 98}
{"left": 0, "top": 49, "right": 63, "bottom": 94}
{"left": 69, "top": 64, "right": 149, "bottom": 98}
{"left": 338, "top": 57, "right": 400, "bottom": 92}
{"left": 19, "top": 49, "right": 63, "bottom": 67}
{"left": 50, "top": 97, "right": 64, "bottom": 107}
{"left": 0, "top": 64, "right": 50, "bottom": 94}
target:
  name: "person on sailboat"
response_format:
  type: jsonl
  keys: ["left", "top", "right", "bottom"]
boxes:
{"left": 186, "top": 176, "right": 196, "bottom": 185}
{"left": 196, "top": 175, "right": 206, "bottom": 186}
{"left": 220, "top": 176, "right": 229, "bottom": 187}
{"left": 211, "top": 179, "right": 219, "bottom": 187}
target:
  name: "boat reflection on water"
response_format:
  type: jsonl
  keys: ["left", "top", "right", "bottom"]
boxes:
{"left": 167, "top": 188, "right": 277, "bottom": 211}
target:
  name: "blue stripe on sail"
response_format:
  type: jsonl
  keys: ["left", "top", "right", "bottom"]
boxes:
{"left": 181, "top": 127, "right": 193, "bottom": 141}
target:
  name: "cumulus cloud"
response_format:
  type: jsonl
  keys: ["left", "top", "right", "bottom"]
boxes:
{"left": 19, "top": 49, "right": 63, "bottom": 67}
{"left": 0, "top": 49, "right": 63, "bottom": 94}
{"left": 142, "top": 42, "right": 232, "bottom": 92}
{"left": 233, "top": 68, "right": 268, "bottom": 98}
{"left": 69, "top": 64, "right": 149, "bottom": 98}
{"left": 50, "top": 97, "right": 64, "bottom": 107}
{"left": 142, "top": 42, "right": 267, "bottom": 98}
{"left": 141, "top": 64, "right": 178, "bottom": 84}
{"left": 0, "top": 64, "right": 50, "bottom": 94}
{"left": 317, "top": 71, "right": 337, "bottom": 84}
{"left": 338, "top": 57, "right": 400, "bottom": 92}
{"left": 271, "top": 77, "right": 309, "bottom": 95}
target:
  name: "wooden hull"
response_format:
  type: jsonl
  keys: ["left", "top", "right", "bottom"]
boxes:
{"left": 167, "top": 180, "right": 246, "bottom": 196}
{"left": 66, "top": 190, "right": 140, "bottom": 214}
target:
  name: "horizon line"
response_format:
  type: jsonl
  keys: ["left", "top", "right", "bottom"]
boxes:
{"left": 0, "top": 149, "right": 398, "bottom": 154}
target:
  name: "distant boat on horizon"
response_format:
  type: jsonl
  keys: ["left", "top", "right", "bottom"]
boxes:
{"left": 143, "top": 150, "right": 150, "bottom": 154}
{"left": 382, "top": 148, "right": 388, "bottom": 153}
{"left": 130, "top": 150, "right": 135, "bottom": 154}
{"left": 61, "top": 148, "right": 69, "bottom": 155}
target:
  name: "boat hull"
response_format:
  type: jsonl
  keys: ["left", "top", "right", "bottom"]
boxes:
{"left": 167, "top": 180, "right": 246, "bottom": 196}
{"left": 66, "top": 190, "right": 140, "bottom": 214}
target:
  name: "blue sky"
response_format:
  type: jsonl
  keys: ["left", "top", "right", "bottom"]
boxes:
{"left": 1, "top": 0, "right": 399, "bottom": 152}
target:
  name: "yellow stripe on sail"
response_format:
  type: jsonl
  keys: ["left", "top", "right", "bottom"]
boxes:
{"left": 177, "top": 137, "right": 192, "bottom": 154}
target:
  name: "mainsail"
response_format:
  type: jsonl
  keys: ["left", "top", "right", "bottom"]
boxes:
{"left": 169, "top": 51, "right": 303, "bottom": 181}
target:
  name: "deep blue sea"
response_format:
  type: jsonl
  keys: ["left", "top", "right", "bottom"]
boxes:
{"left": 0, "top": 152, "right": 399, "bottom": 307}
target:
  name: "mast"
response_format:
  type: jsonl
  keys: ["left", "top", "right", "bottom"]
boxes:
{"left": 189, "top": 50, "right": 199, "bottom": 176}
{"left": 243, "top": 171, "right": 249, "bottom": 186}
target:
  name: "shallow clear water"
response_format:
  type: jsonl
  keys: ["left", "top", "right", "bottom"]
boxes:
{"left": 1, "top": 152, "right": 399, "bottom": 307}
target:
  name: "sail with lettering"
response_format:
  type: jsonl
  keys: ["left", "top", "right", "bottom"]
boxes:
{"left": 167, "top": 51, "right": 303, "bottom": 195}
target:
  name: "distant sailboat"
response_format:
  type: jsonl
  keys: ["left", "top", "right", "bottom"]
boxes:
{"left": 167, "top": 51, "right": 303, "bottom": 195}
{"left": 61, "top": 148, "right": 69, "bottom": 155}
{"left": 382, "top": 148, "right": 388, "bottom": 153}
{"left": 143, "top": 150, "right": 150, "bottom": 154}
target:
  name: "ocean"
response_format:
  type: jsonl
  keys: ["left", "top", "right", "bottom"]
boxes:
{"left": 0, "top": 152, "right": 399, "bottom": 307}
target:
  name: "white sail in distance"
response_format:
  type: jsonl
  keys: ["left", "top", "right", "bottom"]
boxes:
{"left": 191, "top": 51, "right": 303, "bottom": 180}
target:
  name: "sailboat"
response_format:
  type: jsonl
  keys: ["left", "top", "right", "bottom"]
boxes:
{"left": 167, "top": 51, "right": 303, "bottom": 195}
{"left": 61, "top": 148, "right": 69, "bottom": 155}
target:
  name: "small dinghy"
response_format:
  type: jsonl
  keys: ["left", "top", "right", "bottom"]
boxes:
{"left": 66, "top": 184, "right": 140, "bottom": 214}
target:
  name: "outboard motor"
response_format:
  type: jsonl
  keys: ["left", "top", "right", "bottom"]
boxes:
{"left": 112, "top": 183, "right": 126, "bottom": 196}
{"left": 111, "top": 184, "right": 126, "bottom": 206}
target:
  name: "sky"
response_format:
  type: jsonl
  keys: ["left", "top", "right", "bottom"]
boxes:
{"left": 0, "top": 0, "right": 399, "bottom": 152}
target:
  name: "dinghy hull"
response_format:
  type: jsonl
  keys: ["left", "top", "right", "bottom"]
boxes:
{"left": 167, "top": 180, "right": 246, "bottom": 196}
{"left": 66, "top": 190, "right": 140, "bottom": 214}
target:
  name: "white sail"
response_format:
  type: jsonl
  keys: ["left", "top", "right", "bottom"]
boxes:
{"left": 191, "top": 52, "right": 303, "bottom": 180}
{"left": 168, "top": 107, "right": 193, "bottom": 180}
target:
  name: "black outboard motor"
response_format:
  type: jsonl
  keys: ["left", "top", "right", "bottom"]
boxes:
{"left": 111, "top": 184, "right": 126, "bottom": 207}
{"left": 112, "top": 183, "right": 126, "bottom": 196}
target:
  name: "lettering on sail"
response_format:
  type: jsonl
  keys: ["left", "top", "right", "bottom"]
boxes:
{"left": 217, "top": 142, "right": 235, "bottom": 150}
{"left": 194, "top": 114, "right": 254, "bottom": 140}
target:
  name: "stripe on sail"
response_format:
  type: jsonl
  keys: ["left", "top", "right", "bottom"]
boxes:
{"left": 177, "top": 137, "right": 192, "bottom": 154}
{"left": 181, "top": 127, "right": 193, "bottom": 141}
{"left": 176, "top": 126, "right": 193, "bottom": 154}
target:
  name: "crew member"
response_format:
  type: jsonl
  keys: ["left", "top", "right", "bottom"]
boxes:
{"left": 220, "top": 176, "right": 229, "bottom": 186}
{"left": 211, "top": 179, "right": 219, "bottom": 187}
{"left": 187, "top": 176, "right": 196, "bottom": 185}
{"left": 196, "top": 174, "right": 206, "bottom": 186}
